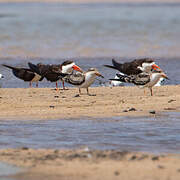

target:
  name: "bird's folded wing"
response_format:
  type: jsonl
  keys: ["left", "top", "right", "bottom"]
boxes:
{"left": 64, "top": 73, "right": 85, "bottom": 85}
{"left": 133, "top": 73, "right": 151, "bottom": 85}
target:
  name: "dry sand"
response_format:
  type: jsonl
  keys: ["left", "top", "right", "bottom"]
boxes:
{"left": 0, "top": 85, "right": 180, "bottom": 179}
{"left": 0, "top": 85, "right": 180, "bottom": 120}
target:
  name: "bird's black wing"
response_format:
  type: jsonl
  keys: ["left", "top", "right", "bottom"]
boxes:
{"left": 3, "top": 64, "right": 35, "bottom": 81}
{"left": 29, "top": 62, "right": 52, "bottom": 75}
{"left": 13, "top": 69, "right": 35, "bottom": 82}
{"left": 104, "top": 59, "right": 123, "bottom": 71}
{"left": 112, "top": 73, "right": 150, "bottom": 86}
{"left": 110, "top": 73, "right": 133, "bottom": 83}
{"left": 105, "top": 59, "right": 142, "bottom": 75}
{"left": 111, "top": 59, "right": 123, "bottom": 70}
{"left": 120, "top": 62, "right": 142, "bottom": 75}
{"left": 49, "top": 65, "right": 62, "bottom": 74}
{"left": 28, "top": 62, "right": 42, "bottom": 75}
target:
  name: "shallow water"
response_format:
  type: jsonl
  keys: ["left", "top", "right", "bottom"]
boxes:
{"left": 0, "top": 162, "right": 22, "bottom": 179}
{"left": 0, "top": 112, "right": 180, "bottom": 153}
{"left": 0, "top": 2, "right": 180, "bottom": 58}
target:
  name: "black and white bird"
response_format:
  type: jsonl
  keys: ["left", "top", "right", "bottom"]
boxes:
{"left": 110, "top": 71, "right": 168, "bottom": 96}
{"left": 0, "top": 73, "right": 4, "bottom": 79}
{"left": 64, "top": 68, "right": 104, "bottom": 95}
{"left": 2, "top": 64, "right": 43, "bottom": 87}
{"left": 110, "top": 72, "right": 124, "bottom": 87}
{"left": 104, "top": 58, "right": 161, "bottom": 75}
{"left": 28, "top": 60, "right": 82, "bottom": 90}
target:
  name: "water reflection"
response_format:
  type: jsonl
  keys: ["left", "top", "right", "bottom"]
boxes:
{"left": 0, "top": 112, "right": 180, "bottom": 153}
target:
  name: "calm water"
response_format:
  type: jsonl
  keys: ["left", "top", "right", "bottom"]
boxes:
{"left": 0, "top": 112, "right": 180, "bottom": 153}
{"left": 0, "top": 3, "right": 180, "bottom": 87}
{"left": 0, "top": 162, "right": 22, "bottom": 178}
{"left": 0, "top": 2, "right": 180, "bottom": 58}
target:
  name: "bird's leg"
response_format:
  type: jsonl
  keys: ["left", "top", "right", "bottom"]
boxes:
{"left": 87, "top": 88, "right": 96, "bottom": 96}
{"left": 79, "top": 88, "right": 81, "bottom": 94}
{"left": 150, "top": 87, "right": 153, "bottom": 96}
{"left": 29, "top": 82, "right": 32, "bottom": 88}
{"left": 36, "top": 82, "right": 38, "bottom": 88}
{"left": 144, "top": 89, "right": 146, "bottom": 96}
{"left": 62, "top": 80, "right": 65, "bottom": 90}
{"left": 56, "top": 81, "right": 58, "bottom": 91}
{"left": 62, "top": 80, "right": 69, "bottom": 90}
{"left": 87, "top": 88, "right": 89, "bottom": 95}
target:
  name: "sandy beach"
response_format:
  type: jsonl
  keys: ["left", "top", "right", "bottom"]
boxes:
{"left": 0, "top": 1, "right": 180, "bottom": 179}
{"left": 0, "top": 148, "right": 179, "bottom": 180}
{"left": 0, "top": 85, "right": 180, "bottom": 120}
{"left": 0, "top": 86, "right": 180, "bottom": 179}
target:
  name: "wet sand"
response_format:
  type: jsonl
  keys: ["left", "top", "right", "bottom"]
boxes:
{"left": 0, "top": 148, "right": 179, "bottom": 180}
{"left": 0, "top": 86, "right": 180, "bottom": 179}
{"left": 0, "top": 85, "right": 180, "bottom": 120}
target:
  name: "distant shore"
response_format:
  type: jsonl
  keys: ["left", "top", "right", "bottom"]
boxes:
{"left": 0, "top": 0, "right": 179, "bottom": 3}
{"left": 0, "top": 85, "right": 179, "bottom": 120}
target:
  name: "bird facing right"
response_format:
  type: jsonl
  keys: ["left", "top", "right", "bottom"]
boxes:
{"left": 28, "top": 60, "right": 83, "bottom": 90}
{"left": 110, "top": 70, "right": 168, "bottom": 96}
{"left": 63, "top": 68, "right": 104, "bottom": 95}
{"left": 104, "top": 58, "right": 161, "bottom": 75}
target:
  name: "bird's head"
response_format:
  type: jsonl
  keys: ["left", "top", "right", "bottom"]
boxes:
{"left": 88, "top": 68, "right": 104, "bottom": 78}
{"left": 61, "top": 60, "right": 83, "bottom": 73}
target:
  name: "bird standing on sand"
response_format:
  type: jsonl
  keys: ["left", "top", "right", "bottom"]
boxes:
{"left": 28, "top": 60, "right": 82, "bottom": 90}
{"left": 104, "top": 58, "right": 161, "bottom": 75}
{"left": 2, "top": 64, "right": 43, "bottom": 87}
{"left": 110, "top": 70, "right": 168, "bottom": 96}
{"left": 63, "top": 68, "right": 104, "bottom": 95}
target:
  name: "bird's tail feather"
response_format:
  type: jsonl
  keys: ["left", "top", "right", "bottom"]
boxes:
{"left": 109, "top": 78, "right": 125, "bottom": 82}
{"left": 104, "top": 59, "right": 123, "bottom": 72}
{"left": 2, "top": 64, "right": 17, "bottom": 70}
{"left": 112, "top": 59, "right": 122, "bottom": 68}
{"left": 104, "top": 65, "right": 118, "bottom": 70}
{"left": 116, "top": 73, "right": 132, "bottom": 83}
{"left": 109, "top": 73, "right": 132, "bottom": 83}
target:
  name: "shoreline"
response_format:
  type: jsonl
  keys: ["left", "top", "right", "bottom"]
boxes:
{"left": 0, "top": 85, "right": 180, "bottom": 121}
{"left": 0, "top": 86, "right": 180, "bottom": 179}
